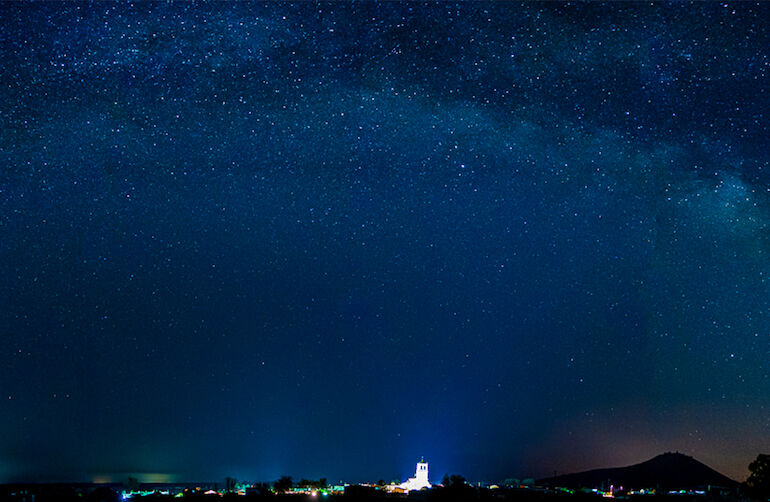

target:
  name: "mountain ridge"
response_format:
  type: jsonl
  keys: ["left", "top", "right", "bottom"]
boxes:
{"left": 538, "top": 452, "right": 738, "bottom": 490}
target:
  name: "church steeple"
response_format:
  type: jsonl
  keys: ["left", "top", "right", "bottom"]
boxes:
{"left": 415, "top": 459, "right": 429, "bottom": 485}
{"left": 399, "top": 458, "right": 431, "bottom": 492}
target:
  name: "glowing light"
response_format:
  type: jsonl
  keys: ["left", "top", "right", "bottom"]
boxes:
{"left": 398, "top": 460, "right": 432, "bottom": 492}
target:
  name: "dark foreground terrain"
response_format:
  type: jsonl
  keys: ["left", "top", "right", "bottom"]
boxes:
{"left": 0, "top": 486, "right": 751, "bottom": 502}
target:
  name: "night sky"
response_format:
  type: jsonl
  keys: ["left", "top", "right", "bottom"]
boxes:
{"left": 2, "top": 1, "right": 769, "bottom": 486}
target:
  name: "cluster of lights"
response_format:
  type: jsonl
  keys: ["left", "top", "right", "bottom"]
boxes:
{"left": 123, "top": 491, "right": 176, "bottom": 500}
{"left": 120, "top": 483, "right": 716, "bottom": 499}
{"left": 121, "top": 484, "right": 346, "bottom": 499}
{"left": 288, "top": 487, "right": 338, "bottom": 496}
{"left": 589, "top": 485, "right": 622, "bottom": 498}
{"left": 628, "top": 489, "right": 656, "bottom": 495}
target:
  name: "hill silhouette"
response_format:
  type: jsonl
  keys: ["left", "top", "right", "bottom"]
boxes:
{"left": 538, "top": 452, "right": 738, "bottom": 490}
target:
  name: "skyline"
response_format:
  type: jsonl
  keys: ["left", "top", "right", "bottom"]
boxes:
{"left": 0, "top": 452, "right": 743, "bottom": 488}
{"left": 2, "top": 2, "right": 770, "bottom": 484}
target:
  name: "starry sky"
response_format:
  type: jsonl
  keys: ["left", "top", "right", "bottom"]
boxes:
{"left": 2, "top": 1, "right": 770, "bottom": 486}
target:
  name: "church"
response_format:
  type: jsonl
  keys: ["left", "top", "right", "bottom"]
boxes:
{"left": 398, "top": 459, "right": 432, "bottom": 492}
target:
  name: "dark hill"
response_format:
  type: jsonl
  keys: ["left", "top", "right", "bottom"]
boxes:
{"left": 538, "top": 452, "right": 738, "bottom": 490}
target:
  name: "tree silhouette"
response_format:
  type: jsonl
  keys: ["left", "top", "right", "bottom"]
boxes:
{"left": 441, "top": 474, "right": 466, "bottom": 488}
{"left": 747, "top": 454, "right": 770, "bottom": 498}
{"left": 274, "top": 476, "right": 293, "bottom": 493}
{"left": 437, "top": 474, "right": 473, "bottom": 501}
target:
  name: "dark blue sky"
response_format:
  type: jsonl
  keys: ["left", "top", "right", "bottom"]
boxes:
{"left": 1, "top": 1, "right": 769, "bottom": 485}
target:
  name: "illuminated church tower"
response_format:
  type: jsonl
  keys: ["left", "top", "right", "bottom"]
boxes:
{"left": 415, "top": 460, "right": 429, "bottom": 487}
{"left": 399, "top": 458, "right": 431, "bottom": 492}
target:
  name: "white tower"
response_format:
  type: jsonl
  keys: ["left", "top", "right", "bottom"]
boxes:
{"left": 415, "top": 460, "right": 429, "bottom": 487}
{"left": 399, "top": 458, "right": 431, "bottom": 492}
